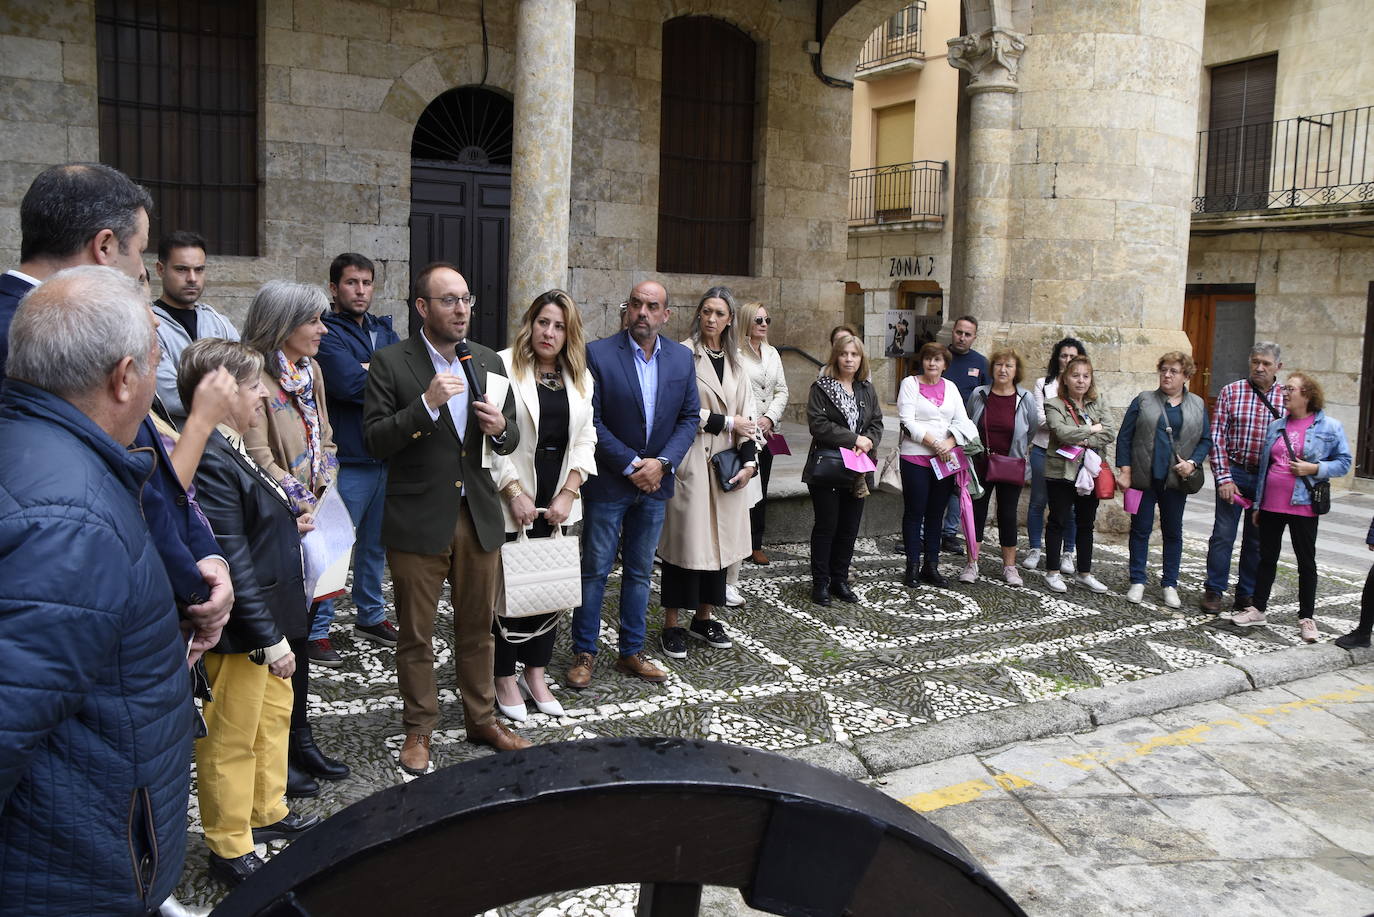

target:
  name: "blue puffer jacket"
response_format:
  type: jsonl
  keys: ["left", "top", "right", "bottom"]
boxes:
{"left": 0, "top": 380, "right": 194, "bottom": 916}
{"left": 1253, "top": 410, "right": 1352, "bottom": 510}
{"left": 316, "top": 310, "right": 399, "bottom": 463}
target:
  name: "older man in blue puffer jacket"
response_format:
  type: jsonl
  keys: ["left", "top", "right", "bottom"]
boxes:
{"left": 0, "top": 267, "right": 195, "bottom": 916}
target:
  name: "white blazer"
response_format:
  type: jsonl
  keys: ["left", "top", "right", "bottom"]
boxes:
{"left": 897, "top": 376, "right": 977, "bottom": 457}
{"left": 490, "top": 348, "right": 598, "bottom": 531}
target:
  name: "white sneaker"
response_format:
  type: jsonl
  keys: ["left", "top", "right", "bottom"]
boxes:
{"left": 958, "top": 562, "right": 979, "bottom": 584}
{"left": 1231, "top": 607, "right": 1267, "bottom": 626}
{"left": 1003, "top": 565, "right": 1024, "bottom": 586}
{"left": 1022, "top": 548, "right": 1042, "bottom": 570}
{"left": 1161, "top": 586, "right": 1181, "bottom": 609}
{"left": 1060, "top": 557, "right": 1075, "bottom": 575}
{"left": 1075, "top": 572, "right": 1108, "bottom": 594}
{"left": 724, "top": 584, "right": 745, "bottom": 607}
{"left": 1044, "top": 572, "right": 1067, "bottom": 593}
{"left": 1125, "top": 583, "right": 1145, "bottom": 603}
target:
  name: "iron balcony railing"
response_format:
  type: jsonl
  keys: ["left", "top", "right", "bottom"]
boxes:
{"left": 1194, "top": 105, "right": 1374, "bottom": 213}
{"left": 856, "top": 2, "right": 925, "bottom": 72}
{"left": 849, "top": 160, "right": 947, "bottom": 226}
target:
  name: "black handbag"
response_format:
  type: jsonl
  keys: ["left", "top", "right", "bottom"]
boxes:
{"left": 710, "top": 447, "right": 744, "bottom": 491}
{"left": 808, "top": 447, "right": 855, "bottom": 488}
{"left": 1280, "top": 426, "right": 1330, "bottom": 515}
{"left": 1157, "top": 394, "right": 1206, "bottom": 494}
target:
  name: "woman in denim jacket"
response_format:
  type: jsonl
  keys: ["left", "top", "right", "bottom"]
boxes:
{"left": 1233, "top": 372, "right": 1351, "bottom": 642}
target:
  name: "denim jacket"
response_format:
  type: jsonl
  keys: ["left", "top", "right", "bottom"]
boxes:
{"left": 1253, "top": 410, "right": 1351, "bottom": 509}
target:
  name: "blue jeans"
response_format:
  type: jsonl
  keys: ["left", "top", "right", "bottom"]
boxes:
{"left": 901, "top": 460, "right": 954, "bottom": 565}
{"left": 309, "top": 463, "right": 389, "bottom": 639}
{"left": 572, "top": 494, "right": 667, "bottom": 658}
{"left": 1027, "top": 445, "right": 1074, "bottom": 551}
{"left": 1204, "top": 465, "right": 1261, "bottom": 599}
{"left": 1128, "top": 480, "right": 1188, "bottom": 587}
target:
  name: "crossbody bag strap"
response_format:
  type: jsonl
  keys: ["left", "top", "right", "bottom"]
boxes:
{"left": 1155, "top": 392, "right": 1187, "bottom": 464}
{"left": 1249, "top": 379, "right": 1282, "bottom": 420}
{"left": 1278, "top": 423, "right": 1317, "bottom": 497}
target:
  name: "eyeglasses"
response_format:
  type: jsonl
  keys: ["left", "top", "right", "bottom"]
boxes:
{"left": 754, "top": 316, "right": 771, "bottom": 326}
{"left": 425, "top": 294, "right": 476, "bottom": 308}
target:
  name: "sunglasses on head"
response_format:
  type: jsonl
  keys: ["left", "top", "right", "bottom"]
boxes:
{"left": 754, "top": 316, "right": 771, "bottom": 325}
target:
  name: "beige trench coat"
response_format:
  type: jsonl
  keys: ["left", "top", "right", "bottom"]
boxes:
{"left": 657, "top": 342, "right": 755, "bottom": 571}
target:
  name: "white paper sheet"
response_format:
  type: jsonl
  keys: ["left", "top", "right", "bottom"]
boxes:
{"left": 301, "top": 484, "right": 356, "bottom": 602}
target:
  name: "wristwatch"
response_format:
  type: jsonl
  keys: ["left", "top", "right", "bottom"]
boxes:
{"left": 656, "top": 457, "right": 674, "bottom": 475}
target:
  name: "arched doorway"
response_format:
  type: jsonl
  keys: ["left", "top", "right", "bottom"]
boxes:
{"left": 409, "top": 86, "right": 513, "bottom": 346}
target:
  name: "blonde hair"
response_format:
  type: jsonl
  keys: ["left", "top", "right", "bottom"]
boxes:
{"left": 510, "top": 290, "right": 588, "bottom": 395}
{"left": 822, "top": 333, "right": 870, "bottom": 383}
{"left": 1157, "top": 350, "right": 1195, "bottom": 378}
{"left": 736, "top": 300, "right": 766, "bottom": 358}
{"left": 1061, "top": 354, "right": 1098, "bottom": 403}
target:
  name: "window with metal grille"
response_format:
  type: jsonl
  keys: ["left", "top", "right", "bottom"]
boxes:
{"left": 96, "top": 0, "right": 258, "bottom": 256}
{"left": 657, "top": 17, "right": 756, "bottom": 277}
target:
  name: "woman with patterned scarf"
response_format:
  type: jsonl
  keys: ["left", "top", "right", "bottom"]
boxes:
{"left": 242, "top": 280, "right": 349, "bottom": 800}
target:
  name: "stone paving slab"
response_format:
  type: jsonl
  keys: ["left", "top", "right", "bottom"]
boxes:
{"left": 173, "top": 533, "right": 1374, "bottom": 913}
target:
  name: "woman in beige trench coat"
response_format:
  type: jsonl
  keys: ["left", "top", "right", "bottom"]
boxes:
{"left": 657, "top": 286, "right": 759, "bottom": 661}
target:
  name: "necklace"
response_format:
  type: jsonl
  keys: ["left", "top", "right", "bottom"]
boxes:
{"left": 538, "top": 367, "right": 564, "bottom": 391}
{"left": 703, "top": 345, "right": 725, "bottom": 359}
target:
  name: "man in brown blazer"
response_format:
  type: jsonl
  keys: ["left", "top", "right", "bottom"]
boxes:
{"left": 364, "top": 262, "right": 528, "bottom": 773}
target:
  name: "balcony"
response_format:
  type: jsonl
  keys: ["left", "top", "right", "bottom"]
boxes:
{"left": 854, "top": 2, "right": 925, "bottom": 81}
{"left": 849, "top": 160, "right": 947, "bottom": 230}
{"left": 1193, "top": 105, "right": 1374, "bottom": 220}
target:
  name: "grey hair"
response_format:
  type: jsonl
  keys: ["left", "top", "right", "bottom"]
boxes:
{"left": 689, "top": 285, "right": 739, "bottom": 369}
{"left": 7, "top": 265, "right": 155, "bottom": 397}
{"left": 1250, "top": 341, "right": 1281, "bottom": 363}
{"left": 242, "top": 280, "right": 329, "bottom": 359}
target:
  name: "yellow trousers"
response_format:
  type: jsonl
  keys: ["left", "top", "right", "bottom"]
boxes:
{"left": 196, "top": 652, "right": 292, "bottom": 858}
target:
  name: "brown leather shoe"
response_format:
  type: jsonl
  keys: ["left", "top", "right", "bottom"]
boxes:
{"left": 566, "top": 651, "right": 595, "bottom": 689}
{"left": 749, "top": 549, "right": 770, "bottom": 565}
{"left": 1200, "top": 589, "right": 1222, "bottom": 612}
{"left": 398, "top": 733, "right": 431, "bottom": 776}
{"left": 466, "top": 721, "right": 532, "bottom": 752}
{"left": 614, "top": 652, "right": 668, "bottom": 683}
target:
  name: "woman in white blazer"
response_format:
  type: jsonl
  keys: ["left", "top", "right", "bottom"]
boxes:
{"left": 491, "top": 290, "right": 597, "bottom": 720}
{"left": 898, "top": 340, "right": 977, "bottom": 587}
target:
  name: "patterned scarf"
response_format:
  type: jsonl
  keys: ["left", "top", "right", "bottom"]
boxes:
{"left": 276, "top": 351, "right": 335, "bottom": 510}
{"left": 817, "top": 375, "right": 861, "bottom": 432}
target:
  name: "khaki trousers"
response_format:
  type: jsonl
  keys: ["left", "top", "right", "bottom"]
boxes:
{"left": 388, "top": 499, "right": 499, "bottom": 734}
{"left": 196, "top": 652, "right": 292, "bottom": 858}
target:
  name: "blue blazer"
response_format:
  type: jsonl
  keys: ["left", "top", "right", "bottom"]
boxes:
{"left": 316, "top": 310, "right": 399, "bottom": 463}
{"left": 0, "top": 271, "right": 34, "bottom": 380}
{"left": 584, "top": 330, "right": 699, "bottom": 502}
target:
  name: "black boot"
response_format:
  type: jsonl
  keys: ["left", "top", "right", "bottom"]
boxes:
{"left": 919, "top": 560, "right": 948, "bottom": 587}
{"left": 285, "top": 761, "right": 320, "bottom": 799}
{"left": 903, "top": 561, "right": 920, "bottom": 587}
{"left": 811, "top": 577, "right": 832, "bottom": 606}
{"left": 1334, "top": 630, "right": 1371, "bottom": 649}
{"left": 291, "top": 726, "right": 350, "bottom": 781}
{"left": 829, "top": 580, "right": 858, "bottom": 603}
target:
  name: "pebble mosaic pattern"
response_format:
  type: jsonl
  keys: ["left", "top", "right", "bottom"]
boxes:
{"left": 175, "top": 533, "right": 1366, "bottom": 913}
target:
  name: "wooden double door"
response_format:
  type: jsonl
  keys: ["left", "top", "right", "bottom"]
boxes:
{"left": 408, "top": 162, "right": 511, "bottom": 348}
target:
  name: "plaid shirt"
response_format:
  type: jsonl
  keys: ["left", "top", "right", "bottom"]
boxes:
{"left": 1209, "top": 378, "right": 1286, "bottom": 484}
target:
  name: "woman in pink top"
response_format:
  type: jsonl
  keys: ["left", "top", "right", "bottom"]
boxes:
{"left": 1234, "top": 373, "right": 1351, "bottom": 642}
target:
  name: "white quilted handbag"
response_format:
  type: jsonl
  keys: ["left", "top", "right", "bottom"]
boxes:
{"left": 498, "top": 525, "right": 581, "bottom": 643}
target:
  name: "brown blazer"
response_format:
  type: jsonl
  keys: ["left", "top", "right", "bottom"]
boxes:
{"left": 363, "top": 334, "right": 519, "bottom": 555}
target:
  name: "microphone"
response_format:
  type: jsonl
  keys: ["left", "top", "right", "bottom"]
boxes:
{"left": 454, "top": 340, "right": 486, "bottom": 403}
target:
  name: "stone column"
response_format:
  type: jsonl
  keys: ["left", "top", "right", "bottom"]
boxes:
{"left": 508, "top": 0, "right": 575, "bottom": 329}
{"left": 948, "top": 27, "right": 1026, "bottom": 324}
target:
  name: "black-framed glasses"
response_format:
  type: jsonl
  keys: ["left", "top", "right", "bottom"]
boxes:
{"left": 753, "top": 316, "right": 771, "bottom": 326}
{"left": 425, "top": 293, "right": 476, "bottom": 308}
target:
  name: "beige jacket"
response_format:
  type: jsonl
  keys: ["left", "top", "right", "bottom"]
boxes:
{"left": 657, "top": 343, "right": 755, "bottom": 571}
{"left": 489, "top": 348, "right": 598, "bottom": 531}
{"left": 243, "top": 358, "right": 337, "bottom": 502}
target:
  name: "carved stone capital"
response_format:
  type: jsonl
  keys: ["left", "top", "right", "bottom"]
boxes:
{"left": 947, "top": 27, "right": 1027, "bottom": 95}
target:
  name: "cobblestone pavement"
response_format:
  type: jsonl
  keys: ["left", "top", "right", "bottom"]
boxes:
{"left": 175, "top": 530, "right": 1370, "bottom": 913}
{"left": 879, "top": 664, "right": 1374, "bottom": 916}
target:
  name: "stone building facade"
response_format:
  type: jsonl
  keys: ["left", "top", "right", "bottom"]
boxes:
{"left": 0, "top": 0, "right": 1368, "bottom": 468}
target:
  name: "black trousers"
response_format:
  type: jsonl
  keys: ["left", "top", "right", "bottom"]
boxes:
{"left": 809, "top": 484, "right": 865, "bottom": 582}
{"left": 972, "top": 481, "right": 1022, "bottom": 549}
{"left": 1045, "top": 480, "right": 1099, "bottom": 574}
{"left": 749, "top": 447, "right": 775, "bottom": 551}
{"left": 1359, "top": 562, "right": 1374, "bottom": 635}
{"left": 1252, "top": 510, "right": 1319, "bottom": 618}
{"left": 660, "top": 563, "right": 727, "bottom": 609}
{"left": 288, "top": 601, "right": 323, "bottom": 730}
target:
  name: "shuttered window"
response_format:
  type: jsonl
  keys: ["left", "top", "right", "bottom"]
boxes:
{"left": 1204, "top": 54, "right": 1277, "bottom": 210}
{"left": 96, "top": 0, "right": 259, "bottom": 256}
{"left": 657, "top": 17, "right": 756, "bottom": 277}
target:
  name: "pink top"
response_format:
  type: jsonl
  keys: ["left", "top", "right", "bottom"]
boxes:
{"left": 1260, "top": 414, "right": 1316, "bottom": 517}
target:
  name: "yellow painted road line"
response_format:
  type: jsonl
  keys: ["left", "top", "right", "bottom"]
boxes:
{"left": 900, "top": 683, "right": 1374, "bottom": 814}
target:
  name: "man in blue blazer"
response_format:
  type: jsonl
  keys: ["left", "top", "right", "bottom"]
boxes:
{"left": 567, "top": 280, "right": 699, "bottom": 688}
